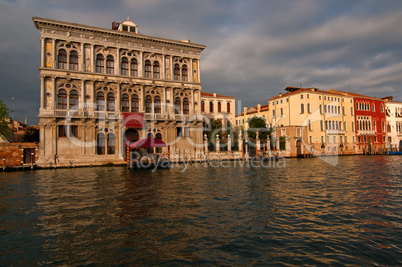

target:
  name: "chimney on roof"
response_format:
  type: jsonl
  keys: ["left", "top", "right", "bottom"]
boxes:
{"left": 243, "top": 106, "right": 247, "bottom": 115}
{"left": 213, "top": 92, "right": 216, "bottom": 97}
{"left": 257, "top": 103, "right": 261, "bottom": 112}
{"left": 279, "top": 93, "right": 282, "bottom": 97}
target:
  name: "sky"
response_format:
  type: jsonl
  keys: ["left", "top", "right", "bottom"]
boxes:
{"left": 1, "top": 0, "right": 402, "bottom": 125}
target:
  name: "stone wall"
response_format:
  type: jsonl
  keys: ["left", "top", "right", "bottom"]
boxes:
{"left": 0, "top": 143, "right": 39, "bottom": 167}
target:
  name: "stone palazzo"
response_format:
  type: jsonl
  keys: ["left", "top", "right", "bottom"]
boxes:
{"left": 33, "top": 17, "right": 206, "bottom": 167}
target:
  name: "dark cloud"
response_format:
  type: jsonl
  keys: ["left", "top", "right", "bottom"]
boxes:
{"left": 0, "top": 0, "right": 401, "bottom": 124}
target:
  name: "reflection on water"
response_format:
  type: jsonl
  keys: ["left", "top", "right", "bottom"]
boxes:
{"left": 0, "top": 156, "right": 401, "bottom": 265}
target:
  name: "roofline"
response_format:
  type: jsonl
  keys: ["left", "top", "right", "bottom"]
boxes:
{"left": 32, "top": 17, "right": 206, "bottom": 51}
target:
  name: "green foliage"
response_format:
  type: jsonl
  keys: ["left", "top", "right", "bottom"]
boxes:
{"left": 247, "top": 116, "right": 270, "bottom": 139}
{"left": 0, "top": 99, "right": 11, "bottom": 138}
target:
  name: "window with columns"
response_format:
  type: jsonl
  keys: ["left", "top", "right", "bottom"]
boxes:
{"left": 145, "top": 95, "right": 152, "bottom": 113}
{"left": 174, "top": 64, "right": 180, "bottom": 81}
{"left": 153, "top": 61, "right": 160, "bottom": 79}
{"left": 69, "top": 90, "right": 79, "bottom": 110}
{"left": 175, "top": 97, "right": 181, "bottom": 114}
{"left": 57, "top": 89, "right": 67, "bottom": 109}
{"left": 227, "top": 102, "right": 230, "bottom": 113}
{"left": 154, "top": 96, "right": 161, "bottom": 113}
{"left": 121, "top": 57, "right": 129, "bottom": 76}
{"left": 107, "top": 93, "right": 115, "bottom": 111}
{"left": 69, "top": 51, "right": 78, "bottom": 71}
{"left": 96, "top": 54, "right": 104, "bottom": 73}
{"left": 121, "top": 94, "right": 129, "bottom": 112}
{"left": 144, "top": 60, "right": 151, "bottom": 78}
{"left": 96, "top": 92, "right": 105, "bottom": 111}
{"left": 183, "top": 98, "right": 189, "bottom": 114}
{"left": 106, "top": 56, "right": 114, "bottom": 74}
{"left": 209, "top": 101, "right": 213, "bottom": 113}
{"left": 130, "top": 58, "right": 138, "bottom": 77}
{"left": 201, "top": 101, "right": 205, "bottom": 112}
{"left": 182, "top": 65, "right": 187, "bottom": 81}
{"left": 132, "top": 94, "right": 139, "bottom": 112}
{"left": 58, "top": 49, "right": 67, "bottom": 69}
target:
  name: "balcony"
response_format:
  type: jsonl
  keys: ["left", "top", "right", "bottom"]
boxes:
{"left": 326, "top": 129, "right": 346, "bottom": 135}
{"left": 357, "top": 130, "right": 376, "bottom": 136}
{"left": 54, "top": 109, "right": 85, "bottom": 118}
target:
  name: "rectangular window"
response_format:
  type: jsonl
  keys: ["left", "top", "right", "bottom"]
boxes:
{"left": 345, "top": 136, "right": 348, "bottom": 143}
{"left": 300, "top": 94, "right": 303, "bottom": 99}
{"left": 58, "top": 125, "right": 67, "bottom": 137}
{"left": 70, "top": 126, "right": 78, "bottom": 137}
{"left": 309, "top": 136, "right": 312, "bottom": 143}
{"left": 321, "top": 136, "right": 324, "bottom": 143}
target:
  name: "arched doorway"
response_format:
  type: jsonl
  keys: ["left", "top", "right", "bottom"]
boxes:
{"left": 123, "top": 129, "right": 139, "bottom": 160}
{"left": 155, "top": 133, "right": 162, "bottom": 153}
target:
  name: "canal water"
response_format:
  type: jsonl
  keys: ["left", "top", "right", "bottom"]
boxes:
{"left": 0, "top": 156, "right": 401, "bottom": 265}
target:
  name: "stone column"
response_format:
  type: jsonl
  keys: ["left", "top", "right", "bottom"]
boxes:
{"left": 216, "top": 134, "right": 220, "bottom": 153}
{"left": 204, "top": 134, "right": 208, "bottom": 153}
{"left": 267, "top": 137, "right": 271, "bottom": 152}
{"left": 286, "top": 136, "right": 291, "bottom": 153}
{"left": 41, "top": 37, "right": 45, "bottom": 68}
{"left": 51, "top": 77, "right": 56, "bottom": 110}
{"left": 40, "top": 76, "right": 45, "bottom": 110}
{"left": 228, "top": 135, "right": 232, "bottom": 152}
{"left": 256, "top": 131, "right": 260, "bottom": 154}
{"left": 138, "top": 52, "right": 143, "bottom": 77}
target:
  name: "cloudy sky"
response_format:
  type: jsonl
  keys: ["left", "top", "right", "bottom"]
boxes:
{"left": 1, "top": 0, "right": 402, "bottom": 124}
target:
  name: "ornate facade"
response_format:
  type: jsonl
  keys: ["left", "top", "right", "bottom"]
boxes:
{"left": 33, "top": 17, "right": 206, "bottom": 167}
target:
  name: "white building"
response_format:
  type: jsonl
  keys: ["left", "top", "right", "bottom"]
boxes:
{"left": 383, "top": 96, "right": 402, "bottom": 151}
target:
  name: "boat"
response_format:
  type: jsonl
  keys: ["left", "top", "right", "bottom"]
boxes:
{"left": 126, "top": 138, "right": 170, "bottom": 169}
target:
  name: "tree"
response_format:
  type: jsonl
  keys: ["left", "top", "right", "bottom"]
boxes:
{"left": 0, "top": 99, "right": 11, "bottom": 139}
{"left": 247, "top": 116, "right": 270, "bottom": 139}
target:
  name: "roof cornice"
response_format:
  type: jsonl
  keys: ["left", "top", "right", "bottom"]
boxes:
{"left": 32, "top": 17, "right": 206, "bottom": 51}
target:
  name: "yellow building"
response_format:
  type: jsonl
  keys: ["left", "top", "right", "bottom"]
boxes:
{"left": 268, "top": 87, "right": 357, "bottom": 157}
{"left": 235, "top": 103, "right": 270, "bottom": 131}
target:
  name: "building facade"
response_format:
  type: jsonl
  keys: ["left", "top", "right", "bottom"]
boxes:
{"left": 383, "top": 96, "right": 402, "bottom": 151}
{"left": 269, "top": 87, "right": 357, "bottom": 157}
{"left": 200, "top": 92, "right": 236, "bottom": 128}
{"left": 33, "top": 17, "right": 206, "bottom": 167}
{"left": 235, "top": 103, "right": 270, "bottom": 131}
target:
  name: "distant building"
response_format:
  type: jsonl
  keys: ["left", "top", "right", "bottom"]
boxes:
{"left": 200, "top": 92, "right": 236, "bottom": 128}
{"left": 382, "top": 96, "right": 402, "bottom": 151}
{"left": 235, "top": 103, "right": 270, "bottom": 131}
{"left": 33, "top": 17, "right": 207, "bottom": 167}
{"left": 331, "top": 90, "right": 387, "bottom": 154}
{"left": 269, "top": 87, "right": 357, "bottom": 157}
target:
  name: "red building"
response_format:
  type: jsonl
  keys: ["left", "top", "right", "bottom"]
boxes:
{"left": 353, "top": 96, "right": 387, "bottom": 154}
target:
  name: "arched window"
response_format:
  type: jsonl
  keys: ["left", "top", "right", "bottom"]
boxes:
{"left": 107, "top": 133, "right": 115, "bottom": 154}
{"left": 324, "top": 105, "right": 327, "bottom": 113}
{"left": 175, "top": 97, "right": 181, "bottom": 114}
{"left": 130, "top": 58, "right": 138, "bottom": 77}
{"left": 201, "top": 101, "right": 205, "bottom": 112}
{"left": 280, "top": 108, "right": 283, "bottom": 116}
{"left": 154, "top": 96, "right": 161, "bottom": 113}
{"left": 121, "top": 94, "right": 129, "bottom": 112}
{"left": 182, "top": 65, "right": 188, "bottom": 81}
{"left": 300, "top": 103, "right": 304, "bottom": 114}
{"left": 58, "top": 49, "right": 67, "bottom": 69}
{"left": 218, "top": 102, "right": 221, "bottom": 113}
{"left": 57, "top": 89, "right": 67, "bottom": 109}
{"left": 107, "top": 93, "right": 115, "bottom": 111}
{"left": 153, "top": 61, "right": 160, "bottom": 79}
{"left": 96, "top": 92, "right": 105, "bottom": 111}
{"left": 69, "top": 51, "right": 78, "bottom": 71}
{"left": 319, "top": 104, "right": 322, "bottom": 114}
{"left": 174, "top": 64, "right": 180, "bottom": 81}
{"left": 121, "top": 57, "right": 129, "bottom": 76}
{"left": 183, "top": 98, "right": 189, "bottom": 114}
{"left": 97, "top": 133, "right": 105, "bottom": 155}
{"left": 106, "top": 56, "right": 114, "bottom": 74}
{"left": 307, "top": 103, "right": 311, "bottom": 113}
{"left": 227, "top": 102, "right": 231, "bottom": 113}
{"left": 69, "top": 90, "right": 79, "bottom": 110}
{"left": 209, "top": 101, "right": 213, "bottom": 113}
{"left": 144, "top": 60, "right": 151, "bottom": 78}
{"left": 131, "top": 94, "right": 139, "bottom": 112}
{"left": 145, "top": 95, "right": 152, "bottom": 113}
{"left": 96, "top": 54, "right": 104, "bottom": 73}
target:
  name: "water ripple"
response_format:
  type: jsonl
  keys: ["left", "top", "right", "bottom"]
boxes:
{"left": 0, "top": 155, "right": 401, "bottom": 265}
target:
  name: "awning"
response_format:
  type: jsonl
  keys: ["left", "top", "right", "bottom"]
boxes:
{"left": 126, "top": 138, "right": 167, "bottom": 148}
{"left": 122, "top": 112, "right": 143, "bottom": 128}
